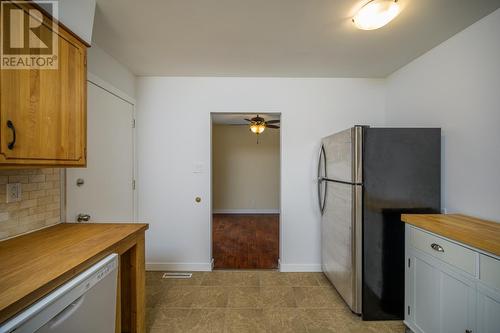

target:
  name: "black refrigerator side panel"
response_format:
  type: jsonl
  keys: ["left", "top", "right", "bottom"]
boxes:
{"left": 362, "top": 128, "right": 441, "bottom": 320}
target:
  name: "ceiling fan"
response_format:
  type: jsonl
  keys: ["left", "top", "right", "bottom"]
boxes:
{"left": 244, "top": 115, "right": 280, "bottom": 135}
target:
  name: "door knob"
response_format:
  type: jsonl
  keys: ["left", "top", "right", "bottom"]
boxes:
{"left": 77, "top": 214, "right": 91, "bottom": 222}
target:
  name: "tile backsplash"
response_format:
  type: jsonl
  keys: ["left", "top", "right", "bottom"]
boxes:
{"left": 0, "top": 169, "right": 61, "bottom": 240}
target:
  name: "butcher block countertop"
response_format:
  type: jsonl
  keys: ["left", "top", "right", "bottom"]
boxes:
{"left": 0, "top": 223, "right": 148, "bottom": 327}
{"left": 401, "top": 214, "right": 500, "bottom": 257}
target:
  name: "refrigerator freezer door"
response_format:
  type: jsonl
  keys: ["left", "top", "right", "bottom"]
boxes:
{"left": 362, "top": 127, "right": 441, "bottom": 320}
{"left": 322, "top": 127, "right": 362, "bottom": 184}
{"left": 322, "top": 181, "right": 362, "bottom": 314}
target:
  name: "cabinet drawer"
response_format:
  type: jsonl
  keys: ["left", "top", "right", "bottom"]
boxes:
{"left": 410, "top": 227, "right": 477, "bottom": 275}
{"left": 480, "top": 254, "right": 500, "bottom": 290}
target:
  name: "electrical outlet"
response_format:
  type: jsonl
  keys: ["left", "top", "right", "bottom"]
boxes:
{"left": 6, "top": 183, "right": 22, "bottom": 203}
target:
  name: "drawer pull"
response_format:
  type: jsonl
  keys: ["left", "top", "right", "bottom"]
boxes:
{"left": 431, "top": 243, "right": 444, "bottom": 253}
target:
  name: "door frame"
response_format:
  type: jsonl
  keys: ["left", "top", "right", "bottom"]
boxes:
{"left": 61, "top": 73, "right": 138, "bottom": 222}
{"left": 209, "top": 112, "right": 283, "bottom": 270}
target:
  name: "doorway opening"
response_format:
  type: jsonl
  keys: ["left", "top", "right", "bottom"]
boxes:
{"left": 211, "top": 113, "right": 281, "bottom": 270}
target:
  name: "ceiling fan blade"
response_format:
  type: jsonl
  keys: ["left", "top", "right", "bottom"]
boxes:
{"left": 267, "top": 125, "right": 280, "bottom": 129}
{"left": 266, "top": 120, "right": 280, "bottom": 124}
{"left": 244, "top": 119, "right": 253, "bottom": 122}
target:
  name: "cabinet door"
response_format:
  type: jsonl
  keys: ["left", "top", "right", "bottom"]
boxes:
{"left": 0, "top": 7, "right": 86, "bottom": 167}
{"left": 441, "top": 269, "right": 476, "bottom": 333}
{"left": 410, "top": 255, "right": 476, "bottom": 333}
{"left": 477, "top": 286, "right": 500, "bottom": 333}
{"left": 412, "top": 256, "right": 441, "bottom": 333}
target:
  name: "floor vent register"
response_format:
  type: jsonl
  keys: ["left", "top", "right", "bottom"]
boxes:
{"left": 162, "top": 272, "right": 192, "bottom": 279}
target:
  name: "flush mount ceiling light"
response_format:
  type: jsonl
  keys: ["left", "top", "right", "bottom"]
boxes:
{"left": 353, "top": 0, "right": 402, "bottom": 30}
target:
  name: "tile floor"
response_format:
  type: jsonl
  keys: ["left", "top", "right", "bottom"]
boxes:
{"left": 146, "top": 271, "right": 407, "bottom": 333}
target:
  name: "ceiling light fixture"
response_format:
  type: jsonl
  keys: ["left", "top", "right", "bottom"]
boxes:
{"left": 250, "top": 123, "right": 266, "bottom": 134}
{"left": 245, "top": 115, "right": 280, "bottom": 144}
{"left": 353, "top": 0, "right": 401, "bottom": 30}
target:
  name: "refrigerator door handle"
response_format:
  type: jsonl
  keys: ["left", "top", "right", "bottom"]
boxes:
{"left": 318, "top": 144, "right": 327, "bottom": 215}
{"left": 352, "top": 126, "right": 363, "bottom": 184}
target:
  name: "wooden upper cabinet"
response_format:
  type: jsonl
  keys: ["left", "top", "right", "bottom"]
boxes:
{"left": 0, "top": 2, "right": 87, "bottom": 167}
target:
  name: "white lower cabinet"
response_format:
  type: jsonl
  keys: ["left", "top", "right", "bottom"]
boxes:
{"left": 405, "top": 225, "right": 500, "bottom": 333}
{"left": 410, "top": 256, "right": 475, "bottom": 333}
{"left": 477, "top": 286, "right": 500, "bottom": 333}
{"left": 440, "top": 271, "right": 476, "bottom": 333}
{"left": 411, "top": 257, "right": 440, "bottom": 332}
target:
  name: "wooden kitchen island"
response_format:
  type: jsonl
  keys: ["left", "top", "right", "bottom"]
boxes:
{"left": 0, "top": 223, "right": 148, "bottom": 333}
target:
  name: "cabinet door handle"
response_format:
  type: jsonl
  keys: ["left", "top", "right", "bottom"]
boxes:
{"left": 431, "top": 243, "right": 444, "bottom": 253}
{"left": 7, "top": 120, "right": 16, "bottom": 150}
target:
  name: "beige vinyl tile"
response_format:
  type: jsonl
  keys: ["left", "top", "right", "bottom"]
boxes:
{"left": 146, "top": 271, "right": 407, "bottom": 333}
{"left": 191, "top": 287, "right": 229, "bottom": 308}
{"left": 259, "top": 271, "right": 291, "bottom": 286}
{"left": 287, "top": 273, "right": 321, "bottom": 287}
{"left": 261, "top": 286, "right": 297, "bottom": 308}
{"left": 224, "top": 309, "right": 268, "bottom": 333}
{"left": 227, "top": 287, "right": 262, "bottom": 308}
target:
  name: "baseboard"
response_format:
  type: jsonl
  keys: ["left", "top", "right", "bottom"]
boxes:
{"left": 147, "top": 262, "right": 321, "bottom": 272}
{"left": 146, "top": 262, "right": 212, "bottom": 272}
{"left": 212, "top": 209, "right": 280, "bottom": 214}
{"left": 279, "top": 263, "right": 322, "bottom": 272}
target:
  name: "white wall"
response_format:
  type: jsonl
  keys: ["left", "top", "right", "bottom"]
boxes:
{"left": 212, "top": 124, "right": 280, "bottom": 212}
{"left": 385, "top": 8, "right": 500, "bottom": 222}
{"left": 87, "top": 44, "right": 136, "bottom": 98}
{"left": 137, "top": 77, "right": 386, "bottom": 271}
{"left": 137, "top": 8, "right": 500, "bottom": 271}
{"left": 58, "top": 0, "right": 96, "bottom": 45}
{"left": 35, "top": 0, "right": 96, "bottom": 45}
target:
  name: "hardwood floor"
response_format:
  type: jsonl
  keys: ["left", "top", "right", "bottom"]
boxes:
{"left": 212, "top": 214, "right": 279, "bottom": 269}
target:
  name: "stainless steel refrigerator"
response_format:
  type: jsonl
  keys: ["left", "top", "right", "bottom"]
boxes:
{"left": 318, "top": 126, "right": 441, "bottom": 320}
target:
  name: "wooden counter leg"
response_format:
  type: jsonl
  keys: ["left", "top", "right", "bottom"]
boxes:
{"left": 130, "top": 235, "right": 146, "bottom": 333}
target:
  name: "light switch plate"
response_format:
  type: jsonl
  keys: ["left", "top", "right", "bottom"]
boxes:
{"left": 6, "top": 183, "right": 22, "bottom": 203}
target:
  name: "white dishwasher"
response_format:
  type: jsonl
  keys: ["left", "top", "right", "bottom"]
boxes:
{"left": 0, "top": 254, "right": 118, "bottom": 333}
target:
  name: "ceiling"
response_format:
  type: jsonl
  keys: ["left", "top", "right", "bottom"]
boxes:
{"left": 212, "top": 113, "right": 280, "bottom": 125}
{"left": 93, "top": 0, "right": 500, "bottom": 78}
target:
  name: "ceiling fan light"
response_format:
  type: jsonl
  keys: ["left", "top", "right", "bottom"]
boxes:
{"left": 353, "top": 0, "right": 401, "bottom": 30}
{"left": 250, "top": 123, "right": 266, "bottom": 134}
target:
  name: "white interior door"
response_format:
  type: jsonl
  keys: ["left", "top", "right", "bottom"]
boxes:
{"left": 66, "top": 81, "right": 135, "bottom": 223}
